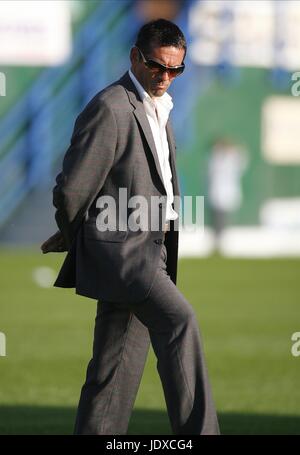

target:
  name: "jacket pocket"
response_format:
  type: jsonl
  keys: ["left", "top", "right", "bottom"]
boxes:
{"left": 83, "top": 222, "right": 127, "bottom": 242}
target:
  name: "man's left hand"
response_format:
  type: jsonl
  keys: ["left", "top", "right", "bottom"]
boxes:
{"left": 41, "top": 231, "right": 67, "bottom": 253}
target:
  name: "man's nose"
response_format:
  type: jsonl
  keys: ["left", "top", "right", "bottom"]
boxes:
{"left": 161, "top": 70, "right": 170, "bottom": 81}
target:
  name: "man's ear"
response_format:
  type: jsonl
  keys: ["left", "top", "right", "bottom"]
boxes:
{"left": 130, "top": 47, "right": 139, "bottom": 65}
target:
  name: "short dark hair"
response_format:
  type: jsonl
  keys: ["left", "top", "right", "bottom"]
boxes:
{"left": 135, "top": 18, "right": 187, "bottom": 57}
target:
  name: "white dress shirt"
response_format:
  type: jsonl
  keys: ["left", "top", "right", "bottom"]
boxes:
{"left": 129, "top": 69, "right": 178, "bottom": 222}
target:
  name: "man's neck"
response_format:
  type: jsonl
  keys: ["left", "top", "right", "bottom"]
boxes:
{"left": 130, "top": 68, "right": 155, "bottom": 100}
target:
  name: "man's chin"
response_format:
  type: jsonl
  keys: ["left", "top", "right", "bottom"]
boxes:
{"left": 151, "top": 87, "right": 167, "bottom": 97}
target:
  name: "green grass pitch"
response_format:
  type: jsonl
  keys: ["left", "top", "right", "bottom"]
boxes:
{"left": 0, "top": 249, "right": 299, "bottom": 434}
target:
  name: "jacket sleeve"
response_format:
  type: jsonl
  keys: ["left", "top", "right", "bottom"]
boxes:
{"left": 53, "top": 98, "right": 117, "bottom": 249}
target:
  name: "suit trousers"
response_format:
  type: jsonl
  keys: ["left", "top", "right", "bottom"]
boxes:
{"left": 73, "top": 241, "right": 220, "bottom": 435}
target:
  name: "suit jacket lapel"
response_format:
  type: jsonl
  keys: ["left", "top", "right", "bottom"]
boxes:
{"left": 119, "top": 71, "right": 180, "bottom": 197}
{"left": 133, "top": 105, "right": 166, "bottom": 192}
{"left": 119, "top": 72, "right": 166, "bottom": 192}
{"left": 166, "top": 121, "right": 180, "bottom": 197}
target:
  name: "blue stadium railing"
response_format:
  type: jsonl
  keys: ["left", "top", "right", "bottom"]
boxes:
{"left": 0, "top": 0, "right": 199, "bottom": 231}
{"left": 0, "top": 0, "right": 138, "bottom": 229}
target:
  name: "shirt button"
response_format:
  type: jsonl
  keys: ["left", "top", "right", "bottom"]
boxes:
{"left": 154, "top": 239, "right": 163, "bottom": 245}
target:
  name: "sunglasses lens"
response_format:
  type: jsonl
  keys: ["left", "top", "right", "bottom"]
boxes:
{"left": 169, "top": 67, "right": 184, "bottom": 77}
{"left": 146, "top": 61, "right": 162, "bottom": 72}
{"left": 146, "top": 60, "right": 184, "bottom": 77}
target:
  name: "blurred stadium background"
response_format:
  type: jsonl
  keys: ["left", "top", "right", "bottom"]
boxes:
{"left": 0, "top": 0, "right": 299, "bottom": 435}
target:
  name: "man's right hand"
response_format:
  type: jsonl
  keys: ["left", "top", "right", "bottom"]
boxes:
{"left": 40, "top": 231, "right": 67, "bottom": 254}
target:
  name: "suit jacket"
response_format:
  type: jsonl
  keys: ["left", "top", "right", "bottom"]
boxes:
{"left": 53, "top": 71, "right": 180, "bottom": 303}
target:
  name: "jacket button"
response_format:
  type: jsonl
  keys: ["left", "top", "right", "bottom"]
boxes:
{"left": 154, "top": 239, "right": 163, "bottom": 245}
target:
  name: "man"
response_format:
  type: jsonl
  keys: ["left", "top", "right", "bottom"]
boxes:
{"left": 42, "top": 19, "right": 220, "bottom": 435}
{"left": 207, "top": 137, "right": 248, "bottom": 245}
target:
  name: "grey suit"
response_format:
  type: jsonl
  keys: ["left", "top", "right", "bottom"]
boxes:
{"left": 53, "top": 72, "right": 220, "bottom": 435}
{"left": 53, "top": 72, "right": 179, "bottom": 304}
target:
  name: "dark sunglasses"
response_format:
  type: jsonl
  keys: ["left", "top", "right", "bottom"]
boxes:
{"left": 136, "top": 47, "right": 185, "bottom": 77}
